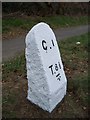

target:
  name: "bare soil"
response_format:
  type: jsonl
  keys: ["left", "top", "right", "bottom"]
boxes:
{"left": 2, "top": 67, "right": 88, "bottom": 118}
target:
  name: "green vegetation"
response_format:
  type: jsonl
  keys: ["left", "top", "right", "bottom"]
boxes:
{"left": 58, "top": 33, "right": 88, "bottom": 107}
{"left": 2, "top": 53, "right": 25, "bottom": 79}
{"left": 2, "top": 33, "right": 88, "bottom": 118}
{"left": 2, "top": 16, "right": 88, "bottom": 33}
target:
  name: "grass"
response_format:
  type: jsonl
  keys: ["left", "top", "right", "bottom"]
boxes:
{"left": 2, "top": 15, "right": 88, "bottom": 33}
{"left": 2, "top": 33, "right": 89, "bottom": 118}
{"left": 58, "top": 33, "right": 89, "bottom": 108}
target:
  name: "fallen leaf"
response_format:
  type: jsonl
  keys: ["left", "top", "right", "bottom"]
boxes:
{"left": 83, "top": 107, "right": 87, "bottom": 110}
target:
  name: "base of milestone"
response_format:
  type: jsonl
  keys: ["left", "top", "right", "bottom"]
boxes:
{"left": 27, "top": 84, "right": 66, "bottom": 113}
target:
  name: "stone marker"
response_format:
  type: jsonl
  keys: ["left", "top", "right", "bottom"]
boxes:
{"left": 25, "top": 22, "right": 67, "bottom": 113}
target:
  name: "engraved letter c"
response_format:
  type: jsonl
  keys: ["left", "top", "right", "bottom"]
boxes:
{"left": 42, "top": 40, "right": 47, "bottom": 51}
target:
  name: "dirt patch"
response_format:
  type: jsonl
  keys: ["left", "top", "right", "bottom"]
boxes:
{"left": 2, "top": 70, "right": 88, "bottom": 118}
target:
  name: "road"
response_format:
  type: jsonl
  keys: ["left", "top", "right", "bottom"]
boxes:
{"left": 2, "top": 25, "right": 89, "bottom": 61}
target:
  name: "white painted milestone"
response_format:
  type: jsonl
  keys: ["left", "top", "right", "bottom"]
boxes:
{"left": 25, "top": 22, "right": 67, "bottom": 113}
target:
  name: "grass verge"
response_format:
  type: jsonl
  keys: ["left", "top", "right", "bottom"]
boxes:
{"left": 2, "top": 15, "right": 88, "bottom": 33}
{"left": 2, "top": 33, "right": 89, "bottom": 118}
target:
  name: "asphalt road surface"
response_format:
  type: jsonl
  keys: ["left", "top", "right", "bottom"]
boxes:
{"left": 2, "top": 25, "right": 89, "bottom": 61}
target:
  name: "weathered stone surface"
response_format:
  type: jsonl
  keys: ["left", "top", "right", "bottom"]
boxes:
{"left": 25, "top": 22, "right": 67, "bottom": 112}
